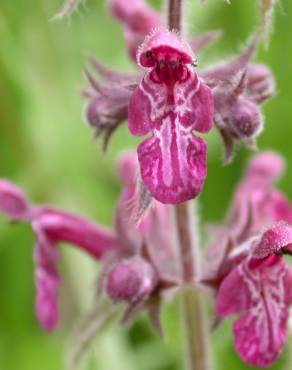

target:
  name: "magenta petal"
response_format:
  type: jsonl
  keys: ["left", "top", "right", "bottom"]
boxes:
{"left": 128, "top": 77, "right": 162, "bottom": 136}
{"left": 34, "top": 226, "right": 61, "bottom": 332}
{"left": 217, "top": 258, "right": 290, "bottom": 368}
{"left": 36, "top": 210, "right": 119, "bottom": 260}
{"left": 187, "top": 82, "right": 214, "bottom": 133}
{"left": 137, "top": 127, "right": 207, "bottom": 204}
{"left": 0, "top": 180, "right": 32, "bottom": 221}
{"left": 128, "top": 62, "right": 213, "bottom": 204}
{"left": 35, "top": 269, "right": 60, "bottom": 332}
{"left": 216, "top": 264, "right": 247, "bottom": 318}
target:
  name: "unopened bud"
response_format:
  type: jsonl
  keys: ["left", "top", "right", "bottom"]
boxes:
{"left": 229, "top": 97, "right": 263, "bottom": 139}
{"left": 246, "top": 151, "right": 285, "bottom": 184}
{"left": 105, "top": 257, "right": 157, "bottom": 303}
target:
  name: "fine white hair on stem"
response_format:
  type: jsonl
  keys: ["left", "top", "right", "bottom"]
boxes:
{"left": 51, "top": 0, "right": 85, "bottom": 21}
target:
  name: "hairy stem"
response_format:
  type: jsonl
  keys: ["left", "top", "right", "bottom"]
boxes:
{"left": 168, "top": 0, "right": 210, "bottom": 368}
{"left": 168, "top": 0, "right": 183, "bottom": 31}
{"left": 174, "top": 202, "right": 210, "bottom": 370}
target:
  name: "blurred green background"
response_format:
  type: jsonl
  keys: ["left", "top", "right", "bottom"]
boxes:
{"left": 1, "top": 0, "right": 292, "bottom": 369}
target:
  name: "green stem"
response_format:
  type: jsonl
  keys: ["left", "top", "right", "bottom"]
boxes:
{"left": 174, "top": 202, "right": 211, "bottom": 370}
{"left": 168, "top": 0, "right": 210, "bottom": 367}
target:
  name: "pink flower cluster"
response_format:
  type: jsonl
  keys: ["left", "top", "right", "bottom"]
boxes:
{"left": 1, "top": 0, "right": 289, "bottom": 368}
{"left": 1, "top": 150, "right": 292, "bottom": 367}
{"left": 83, "top": 0, "right": 275, "bottom": 204}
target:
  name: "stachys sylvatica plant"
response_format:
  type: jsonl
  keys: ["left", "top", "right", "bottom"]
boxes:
{"left": 1, "top": 0, "right": 291, "bottom": 369}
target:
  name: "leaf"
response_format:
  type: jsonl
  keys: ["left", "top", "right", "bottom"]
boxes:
{"left": 66, "top": 301, "right": 118, "bottom": 370}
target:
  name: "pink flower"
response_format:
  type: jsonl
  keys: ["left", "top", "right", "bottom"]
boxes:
{"left": 216, "top": 222, "right": 292, "bottom": 368}
{"left": 201, "top": 152, "right": 292, "bottom": 367}
{"left": 228, "top": 152, "right": 292, "bottom": 243}
{"left": 0, "top": 153, "right": 177, "bottom": 332}
{"left": 203, "top": 152, "right": 292, "bottom": 291}
{"left": 81, "top": 31, "right": 220, "bottom": 154}
{"left": 0, "top": 180, "right": 119, "bottom": 331}
{"left": 128, "top": 30, "right": 214, "bottom": 204}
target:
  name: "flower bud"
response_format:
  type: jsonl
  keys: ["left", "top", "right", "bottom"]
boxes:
{"left": 246, "top": 151, "right": 285, "bottom": 184}
{"left": 85, "top": 96, "right": 127, "bottom": 131}
{"left": 105, "top": 257, "right": 157, "bottom": 303}
{"left": 83, "top": 65, "right": 134, "bottom": 150}
{"left": 0, "top": 180, "right": 31, "bottom": 221}
{"left": 229, "top": 97, "right": 263, "bottom": 139}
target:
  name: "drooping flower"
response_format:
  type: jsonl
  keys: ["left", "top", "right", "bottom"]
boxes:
{"left": 0, "top": 180, "right": 119, "bottom": 331}
{"left": 216, "top": 222, "right": 292, "bottom": 368}
{"left": 0, "top": 153, "right": 177, "bottom": 332}
{"left": 128, "top": 30, "right": 214, "bottom": 204}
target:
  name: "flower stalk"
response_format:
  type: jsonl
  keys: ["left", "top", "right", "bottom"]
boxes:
{"left": 175, "top": 202, "right": 210, "bottom": 370}
{"left": 168, "top": 0, "right": 182, "bottom": 31}
{"left": 167, "top": 0, "right": 210, "bottom": 368}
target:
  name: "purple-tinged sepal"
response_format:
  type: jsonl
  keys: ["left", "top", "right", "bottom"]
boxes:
{"left": 82, "top": 57, "right": 139, "bottom": 151}
{"left": 213, "top": 71, "right": 263, "bottom": 164}
{"left": 202, "top": 36, "right": 276, "bottom": 163}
